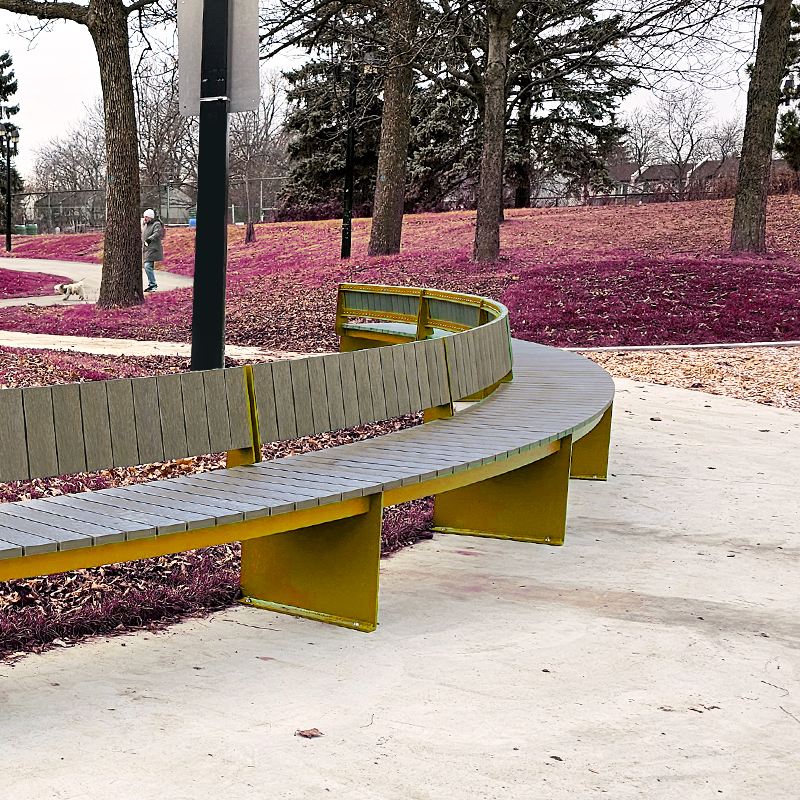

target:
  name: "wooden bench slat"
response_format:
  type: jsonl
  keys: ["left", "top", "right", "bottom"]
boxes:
{"left": 0, "top": 525, "right": 57, "bottom": 556}
{"left": 0, "top": 387, "right": 29, "bottom": 482}
{"left": 412, "top": 340, "right": 433, "bottom": 409}
{"left": 338, "top": 351, "right": 361, "bottom": 428}
{"left": 180, "top": 370, "right": 212, "bottom": 455}
{"left": 98, "top": 486, "right": 223, "bottom": 527}
{"left": 307, "top": 356, "right": 331, "bottom": 434}
{"left": 106, "top": 379, "right": 140, "bottom": 467}
{"left": 0, "top": 504, "right": 124, "bottom": 546}
{"left": 51, "top": 382, "right": 87, "bottom": 476}
{"left": 0, "top": 510, "right": 92, "bottom": 550}
{"left": 79, "top": 380, "right": 113, "bottom": 472}
{"left": 367, "top": 348, "right": 388, "bottom": 421}
{"left": 157, "top": 373, "right": 189, "bottom": 461}
{"left": 46, "top": 494, "right": 185, "bottom": 536}
{"left": 402, "top": 343, "right": 422, "bottom": 412}
{"left": 392, "top": 344, "right": 412, "bottom": 416}
{"left": 225, "top": 367, "right": 253, "bottom": 450}
{"left": 22, "top": 385, "right": 58, "bottom": 479}
{"left": 26, "top": 497, "right": 155, "bottom": 540}
{"left": 352, "top": 349, "right": 375, "bottom": 424}
{"left": 321, "top": 354, "right": 346, "bottom": 432}
{"left": 203, "top": 369, "right": 233, "bottom": 453}
{"left": 290, "top": 359, "right": 315, "bottom": 438}
{"left": 379, "top": 347, "right": 400, "bottom": 419}
{"left": 250, "top": 362, "right": 279, "bottom": 443}
{"left": 271, "top": 359, "right": 298, "bottom": 441}
{"left": 0, "top": 537, "right": 23, "bottom": 559}
{"left": 132, "top": 376, "right": 164, "bottom": 464}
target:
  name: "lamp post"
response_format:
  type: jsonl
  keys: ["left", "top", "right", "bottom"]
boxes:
{"left": 0, "top": 123, "right": 19, "bottom": 253}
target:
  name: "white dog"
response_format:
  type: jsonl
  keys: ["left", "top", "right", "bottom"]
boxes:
{"left": 54, "top": 280, "right": 85, "bottom": 301}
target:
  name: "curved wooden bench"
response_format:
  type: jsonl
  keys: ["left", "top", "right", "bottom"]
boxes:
{"left": 0, "top": 284, "right": 614, "bottom": 632}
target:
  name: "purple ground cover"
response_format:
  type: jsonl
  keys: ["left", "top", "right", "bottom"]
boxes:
{"left": 0, "top": 267, "right": 72, "bottom": 299}
{"left": 3, "top": 198, "right": 800, "bottom": 349}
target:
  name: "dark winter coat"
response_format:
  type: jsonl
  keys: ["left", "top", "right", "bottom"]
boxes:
{"left": 142, "top": 218, "right": 164, "bottom": 262}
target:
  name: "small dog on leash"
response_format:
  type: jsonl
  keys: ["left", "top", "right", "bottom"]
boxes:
{"left": 54, "top": 280, "right": 85, "bottom": 301}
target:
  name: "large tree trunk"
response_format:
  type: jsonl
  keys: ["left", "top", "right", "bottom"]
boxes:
{"left": 368, "top": 0, "right": 420, "bottom": 257}
{"left": 731, "top": 0, "right": 792, "bottom": 253}
{"left": 473, "top": 0, "right": 519, "bottom": 263}
{"left": 91, "top": 0, "right": 143, "bottom": 307}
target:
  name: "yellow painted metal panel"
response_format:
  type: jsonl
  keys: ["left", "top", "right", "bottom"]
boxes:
{"left": 570, "top": 404, "right": 612, "bottom": 480}
{"left": 432, "top": 436, "right": 572, "bottom": 545}
{"left": 240, "top": 493, "right": 383, "bottom": 632}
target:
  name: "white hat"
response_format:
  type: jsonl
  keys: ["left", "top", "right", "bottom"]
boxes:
{"left": 143, "top": 209, "right": 155, "bottom": 219}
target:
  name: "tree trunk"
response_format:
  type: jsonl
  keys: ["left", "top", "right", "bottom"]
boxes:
{"left": 91, "top": 0, "right": 143, "bottom": 307}
{"left": 368, "top": 0, "right": 420, "bottom": 257}
{"left": 731, "top": 0, "right": 792, "bottom": 253}
{"left": 473, "top": 0, "right": 519, "bottom": 263}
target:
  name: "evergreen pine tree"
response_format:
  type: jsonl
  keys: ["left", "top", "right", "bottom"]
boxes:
{"left": 0, "top": 50, "right": 23, "bottom": 229}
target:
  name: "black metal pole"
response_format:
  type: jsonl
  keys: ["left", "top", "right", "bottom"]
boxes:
{"left": 341, "top": 68, "right": 358, "bottom": 259}
{"left": 190, "top": 0, "right": 231, "bottom": 371}
{"left": 5, "top": 143, "right": 11, "bottom": 253}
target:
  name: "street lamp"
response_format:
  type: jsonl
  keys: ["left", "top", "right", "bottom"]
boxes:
{"left": 0, "top": 122, "right": 19, "bottom": 253}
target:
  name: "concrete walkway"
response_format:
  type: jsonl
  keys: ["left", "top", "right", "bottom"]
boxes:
{"left": 0, "top": 258, "right": 193, "bottom": 307}
{"left": 0, "top": 258, "right": 287, "bottom": 360}
{"left": 3, "top": 378, "right": 799, "bottom": 798}
{"left": 0, "top": 330, "right": 292, "bottom": 361}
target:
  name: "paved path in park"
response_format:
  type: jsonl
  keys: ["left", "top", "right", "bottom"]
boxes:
{"left": 0, "top": 258, "right": 290, "bottom": 360}
{"left": 0, "top": 257, "right": 192, "bottom": 307}
{"left": 4, "top": 378, "right": 799, "bottom": 799}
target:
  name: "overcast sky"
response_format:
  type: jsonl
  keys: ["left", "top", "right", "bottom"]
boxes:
{"left": 2, "top": 10, "right": 749, "bottom": 180}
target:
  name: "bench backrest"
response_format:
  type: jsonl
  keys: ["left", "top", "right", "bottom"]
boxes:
{"left": 0, "top": 284, "right": 514, "bottom": 484}
{"left": 0, "top": 367, "right": 253, "bottom": 483}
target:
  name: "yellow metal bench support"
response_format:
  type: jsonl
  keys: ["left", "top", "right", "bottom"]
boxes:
{"left": 239, "top": 493, "right": 384, "bottom": 632}
{"left": 431, "top": 436, "right": 572, "bottom": 545}
{"left": 570, "top": 404, "right": 612, "bottom": 481}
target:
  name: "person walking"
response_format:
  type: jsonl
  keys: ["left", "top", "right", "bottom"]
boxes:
{"left": 142, "top": 209, "right": 164, "bottom": 292}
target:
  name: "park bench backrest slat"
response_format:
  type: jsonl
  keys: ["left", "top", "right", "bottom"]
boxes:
{"left": 337, "top": 352, "right": 360, "bottom": 428}
{"left": 80, "top": 380, "right": 113, "bottom": 472}
{"left": 225, "top": 367, "right": 253, "bottom": 450}
{"left": 367, "top": 349, "right": 388, "bottom": 421}
{"left": 307, "top": 357, "right": 331, "bottom": 434}
{"left": 181, "top": 370, "right": 212, "bottom": 455}
{"left": 352, "top": 350, "right": 375, "bottom": 424}
{"left": 24, "top": 386, "right": 58, "bottom": 480}
{"left": 52, "top": 382, "right": 87, "bottom": 476}
{"left": 203, "top": 369, "right": 233, "bottom": 453}
{"left": 321, "top": 354, "right": 346, "bottom": 431}
{"left": 250, "top": 361, "right": 279, "bottom": 443}
{"left": 106, "top": 379, "right": 139, "bottom": 467}
{"left": 271, "top": 359, "right": 298, "bottom": 440}
{"left": 379, "top": 347, "right": 400, "bottom": 419}
{"left": 0, "top": 388, "right": 29, "bottom": 482}
{"left": 132, "top": 377, "right": 164, "bottom": 464}
{"left": 157, "top": 373, "right": 189, "bottom": 461}
{"left": 290, "top": 359, "right": 315, "bottom": 438}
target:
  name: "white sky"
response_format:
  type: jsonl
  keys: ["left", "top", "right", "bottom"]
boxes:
{"left": 1, "top": 9, "right": 750, "bottom": 180}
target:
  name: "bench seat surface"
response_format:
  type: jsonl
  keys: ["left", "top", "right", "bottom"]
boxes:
{"left": 0, "top": 341, "right": 613, "bottom": 559}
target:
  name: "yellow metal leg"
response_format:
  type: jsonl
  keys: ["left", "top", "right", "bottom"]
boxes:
{"left": 570, "top": 404, "right": 612, "bottom": 481}
{"left": 432, "top": 436, "right": 572, "bottom": 546}
{"left": 239, "top": 493, "right": 384, "bottom": 632}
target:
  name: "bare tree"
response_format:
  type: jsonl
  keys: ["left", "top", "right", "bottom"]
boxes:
{"left": 650, "top": 87, "right": 710, "bottom": 194}
{"left": 0, "top": 0, "right": 165, "bottom": 307}
{"left": 708, "top": 117, "right": 744, "bottom": 162}
{"left": 731, "top": 0, "right": 793, "bottom": 253}
{"left": 228, "top": 71, "right": 288, "bottom": 222}
{"left": 135, "top": 53, "right": 196, "bottom": 213}
{"left": 622, "top": 107, "right": 663, "bottom": 170}
{"left": 31, "top": 99, "right": 106, "bottom": 191}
